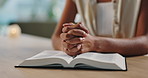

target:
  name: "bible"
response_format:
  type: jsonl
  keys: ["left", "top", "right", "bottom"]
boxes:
{"left": 16, "top": 50, "right": 127, "bottom": 70}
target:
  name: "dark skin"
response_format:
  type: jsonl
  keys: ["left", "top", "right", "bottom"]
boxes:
{"left": 52, "top": 0, "right": 148, "bottom": 57}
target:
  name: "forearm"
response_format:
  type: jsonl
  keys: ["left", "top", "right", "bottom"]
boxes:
{"left": 51, "top": 35, "right": 62, "bottom": 50}
{"left": 94, "top": 36, "right": 148, "bottom": 56}
{"left": 52, "top": 0, "right": 77, "bottom": 37}
{"left": 52, "top": 0, "right": 77, "bottom": 50}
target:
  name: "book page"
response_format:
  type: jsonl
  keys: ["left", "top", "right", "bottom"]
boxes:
{"left": 71, "top": 52, "right": 126, "bottom": 70}
{"left": 27, "top": 50, "right": 73, "bottom": 63}
{"left": 74, "top": 52, "right": 115, "bottom": 63}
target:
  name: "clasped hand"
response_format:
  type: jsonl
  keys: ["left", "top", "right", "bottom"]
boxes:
{"left": 60, "top": 23, "right": 96, "bottom": 56}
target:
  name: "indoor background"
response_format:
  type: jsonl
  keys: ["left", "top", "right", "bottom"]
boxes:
{"left": 0, "top": 0, "right": 65, "bottom": 38}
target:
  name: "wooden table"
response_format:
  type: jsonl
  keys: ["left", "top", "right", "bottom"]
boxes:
{"left": 0, "top": 34, "right": 148, "bottom": 78}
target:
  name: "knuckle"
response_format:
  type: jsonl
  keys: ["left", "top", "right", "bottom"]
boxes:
{"left": 62, "top": 42, "right": 67, "bottom": 47}
{"left": 68, "top": 29, "right": 75, "bottom": 34}
{"left": 62, "top": 27, "right": 70, "bottom": 33}
{"left": 60, "top": 33, "right": 66, "bottom": 39}
{"left": 60, "top": 33, "right": 71, "bottom": 39}
{"left": 62, "top": 27, "right": 67, "bottom": 33}
{"left": 60, "top": 33, "right": 64, "bottom": 38}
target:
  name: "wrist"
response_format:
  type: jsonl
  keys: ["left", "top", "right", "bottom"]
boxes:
{"left": 93, "top": 37, "right": 112, "bottom": 52}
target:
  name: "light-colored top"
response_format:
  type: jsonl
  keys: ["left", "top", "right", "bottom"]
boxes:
{"left": 96, "top": 2, "right": 114, "bottom": 37}
{"left": 73, "top": 0, "right": 141, "bottom": 38}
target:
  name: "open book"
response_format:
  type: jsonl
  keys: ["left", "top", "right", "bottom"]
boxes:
{"left": 16, "top": 50, "right": 127, "bottom": 70}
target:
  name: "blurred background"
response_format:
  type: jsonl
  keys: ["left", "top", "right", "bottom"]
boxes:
{"left": 0, "top": 0, "right": 65, "bottom": 38}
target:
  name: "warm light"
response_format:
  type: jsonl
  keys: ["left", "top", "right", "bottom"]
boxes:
{"left": 8, "top": 24, "right": 21, "bottom": 38}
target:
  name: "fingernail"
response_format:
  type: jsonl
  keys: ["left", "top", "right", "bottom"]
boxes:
{"left": 66, "top": 48, "right": 68, "bottom": 51}
{"left": 63, "top": 40, "right": 66, "bottom": 42}
{"left": 80, "top": 37, "right": 85, "bottom": 41}
{"left": 77, "top": 44, "right": 82, "bottom": 49}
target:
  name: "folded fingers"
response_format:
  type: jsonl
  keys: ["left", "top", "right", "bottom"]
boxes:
{"left": 62, "top": 42, "right": 76, "bottom": 49}
{"left": 62, "top": 43, "right": 81, "bottom": 56}
{"left": 68, "top": 29, "right": 87, "bottom": 37}
{"left": 62, "top": 23, "right": 89, "bottom": 33}
{"left": 60, "top": 33, "right": 74, "bottom": 40}
{"left": 65, "top": 37, "right": 84, "bottom": 44}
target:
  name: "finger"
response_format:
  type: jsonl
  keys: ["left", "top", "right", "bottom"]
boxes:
{"left": 63, "top": 41, "right": 79, "bottom": 56}
{"left": 62, "top": 42, "right": 77, "bottom": 49}
{"left": 63, "top": 48, "right": 69, "bottom": 54}
{"left": 68, "top": 44, "right": 82, "bottom": 53}
{"left": 62, "top": 23, "right": 89, "bottom": 33}
{"left": 77, "top": 23, "right": 89, "bottom": 34}
{"left": 66, "top": 51, "right": 79, "bottom": 56}
{"left": 66, "top": 37, "right": 84, "bottom": 44}
{"left": 68, "top": 29, "right": 87, "bottom": 37}
{"left": 67, "top": 49, "right": 81, "bottom": 56}
{"left": 63, "top": 47, "right": 77, "bottom": 56}
{"left": 63, "top": 23, "right": 75, "bottom": 27}
{"left": 60, "top": 33, "right": 74, "bottom": 40}
{"left": 62, "top": 24, "right": 79, "bottom": 33}
{"left": 62, "top": 26, "right": 72, "bottom": 33}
